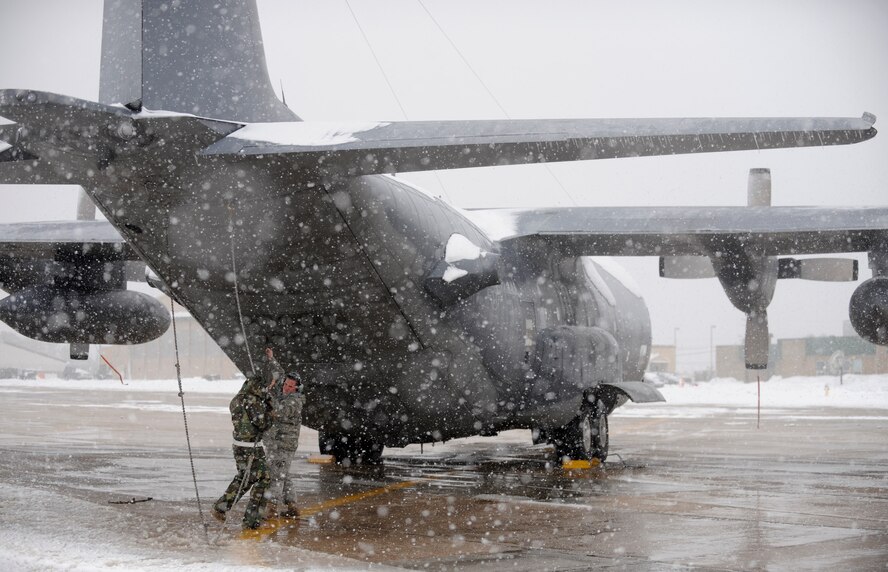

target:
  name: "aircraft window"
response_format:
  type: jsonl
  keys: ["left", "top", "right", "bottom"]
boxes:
{"left": 580, "top": 257, "right": 616, "bottom": 307}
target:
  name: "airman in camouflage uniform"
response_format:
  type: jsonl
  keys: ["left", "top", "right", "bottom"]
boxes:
{"left": 212, "top": 372, "right": 271, "bottom": 528}
{"left": 240, "top": 347, "right": 289, "bottom": 528}
{"left": 261, "top": 346, "right": 285, "bottom": 388}
{"left": 261, "top": 370, "right": 306, "bottom": 521}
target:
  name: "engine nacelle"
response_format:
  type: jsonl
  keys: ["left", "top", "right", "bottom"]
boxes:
{"left": 0, "top": 285, "right": 170, "bottom": 344}
{"left": 849, "top": 277, "right": 888, "bottom": 345}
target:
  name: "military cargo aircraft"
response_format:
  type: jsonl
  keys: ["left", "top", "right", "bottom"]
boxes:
{"left": 1, "top": 0, "right": 887, "bottom": 465}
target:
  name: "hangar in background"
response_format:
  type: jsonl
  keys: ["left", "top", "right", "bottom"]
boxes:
{"left": 99, "top": 295, "right": 239, "bottom": 380}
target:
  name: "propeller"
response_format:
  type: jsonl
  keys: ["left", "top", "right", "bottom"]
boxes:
{"left": 742, "top": 169, "right": 773, "bottom": 370}
{"left": 660, "top": 167, "right": 861, "bottom": 371}
{"left": 744, "top": 309, "right": 769, "bottom": 370}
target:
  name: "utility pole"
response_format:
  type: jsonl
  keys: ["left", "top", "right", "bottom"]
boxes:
{"left": 709, "top": 325, "right": 716, "bottom": 378}
{"left": 673, "top": 327, "right": 679, "bottom": 372}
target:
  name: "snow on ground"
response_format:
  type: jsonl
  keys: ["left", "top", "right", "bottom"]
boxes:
{"left": 642, "top": 374, "right": 888, "bottom": 410}
{"left": 0, "top": 376, "right": 244, "bottom": 394}
{"left": 0, "top": 374, "right": 885, "bottom": 569}
{"left": 1, "top": 374, "right": 885, "bottom": 411}
{"left": 0, "top": 484, "right": 390, "bottom": 572}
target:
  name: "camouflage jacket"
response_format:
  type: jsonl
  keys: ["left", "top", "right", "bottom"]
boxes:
{"left": 264, "top": 377, "right": 305, "bottom": 449}
{"left": 229, "top": 375, "right": 271, "bottom": 442}
{"left": 260, "top": 353, "right": 285, "bottom": 388}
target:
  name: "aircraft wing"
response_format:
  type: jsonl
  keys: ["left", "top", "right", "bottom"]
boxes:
{"left": 0, "top": 220, "right": 142, "bottom": 293}
{"left": 476, "top": 204, "right": 888, "bottom": 370}
{"left": 0, "top": 220, "right": 135, "bottom": 259}
{"left": 465, "top": 206, "right": 888, "bottom": 257}
{"left": 0, "top": 91, "right": 877, "bottom": 179}
{"left": 200, "top": 114, "right": 877, "bottom": 175}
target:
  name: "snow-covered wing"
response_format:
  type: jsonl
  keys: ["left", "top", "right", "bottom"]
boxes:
{"left": 0, "top": 220, "right": 136, "bottom": 259}
{"left": 0, "top": 90, "right": 242, "bottom": 186}
{"left": 199, "top": 115, "right": 877, "bottom": 175}
{"left": 467, "top": 206, "right": 888, "bottom": 257}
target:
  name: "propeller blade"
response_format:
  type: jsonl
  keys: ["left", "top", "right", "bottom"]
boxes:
{"left": 745, "top": 309, "right": 770, "bottom": 370}
{"left": 747, "top": 168, "right": 771, "bottom": 207}
{"left": 659, "top": 256, "right": 716, "bottom": 279}
{"left": 778, "top": 257, "right": 858, "bottom": 282}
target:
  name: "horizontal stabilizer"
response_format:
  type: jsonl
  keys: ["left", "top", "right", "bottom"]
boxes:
{"left": 0, "top": 159, "right": 74, "bottom": 185}
{"left": 0, "top": 90, "right": 240, "bottom": 185}
{"left": 201, "top": 114, "right": 877, "bottom": 175}
{"left": 0, "top": 220, "right": 136, "bottom": 259}
{"left": 778, "top": 257, "right": 858, "bottom": 281}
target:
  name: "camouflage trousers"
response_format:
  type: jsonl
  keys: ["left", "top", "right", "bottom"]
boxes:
{"left": 213, "top": 444, "right": 269, "bottom": 528}
{"left": 264, "top": 438, "right": 298, "bottom": 510}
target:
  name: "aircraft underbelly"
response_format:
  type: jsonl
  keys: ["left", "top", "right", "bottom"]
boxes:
{"left": 91, "top": 163, "right": 419, "bottom": 373}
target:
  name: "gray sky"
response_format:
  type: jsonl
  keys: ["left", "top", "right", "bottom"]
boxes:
{"left": 1, "top": 0, "right": 887, "bottom": 371}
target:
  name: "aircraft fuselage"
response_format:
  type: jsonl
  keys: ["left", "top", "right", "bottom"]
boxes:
{"left": 97, "top": 150, "right": 650, "bottom": 447}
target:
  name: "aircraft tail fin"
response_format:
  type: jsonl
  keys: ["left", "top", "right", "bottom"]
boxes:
{"left": 99, "top": 0, "right": 298, "bottom": 122}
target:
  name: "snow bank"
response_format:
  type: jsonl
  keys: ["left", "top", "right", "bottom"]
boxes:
{"left": 0, "top": 376, "right": 244, "bottom": 395}
{"left": 622, "top": 374, "right": 888, "bottom": 413}
{"left": 2, "top": 374, "right": 886, "bottom": 411}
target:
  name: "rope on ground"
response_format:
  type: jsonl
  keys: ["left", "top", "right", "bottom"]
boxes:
{"left": 171, "top": 296, "right": 210, "bottom": 543}
{"left": 608, "top": 452, "right": 627, "bottom": 469}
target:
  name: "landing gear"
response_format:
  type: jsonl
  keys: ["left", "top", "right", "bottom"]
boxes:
{"left": 318, "top": 430, "right": 384, "bottom": 467}
{"left": 550, "top": 397, "right": 609, "bottom": 463}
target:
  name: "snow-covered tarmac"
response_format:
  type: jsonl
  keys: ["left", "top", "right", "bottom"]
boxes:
{"left": 5, "top": 372, "right": 882, "bottom": 408}
{"left": 0, "top": 375, "right": 886, "bottom": 570}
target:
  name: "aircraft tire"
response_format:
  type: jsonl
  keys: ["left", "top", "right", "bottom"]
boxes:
{"left": 587, "top": 398, "right": 609, "bottom": 462}
{"left": 551, "top": 398, "right": 609, "bottom": 462}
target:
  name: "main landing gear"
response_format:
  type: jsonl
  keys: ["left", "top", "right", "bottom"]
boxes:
{"left": 550, "top": 397, "right": 609, "bottom": 463}
{"left": 319, "top": 430, "right": 384, "bottom": 467}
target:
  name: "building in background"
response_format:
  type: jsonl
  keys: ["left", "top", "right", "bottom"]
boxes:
{"left": 100, "top": 295, "right": 239, "bottom": 380}
{"left": 0, "top": 328, "right": 72, "bottom": 378}
{"left": 716, "top": 336, "right": 888, "bottom": 380}
{"left": 648, "top": 345, "right": 677, "bottom": 373}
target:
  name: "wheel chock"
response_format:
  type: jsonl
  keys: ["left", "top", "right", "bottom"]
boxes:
{"left": 562, "top": 458, "right": 601, "bottom": 470}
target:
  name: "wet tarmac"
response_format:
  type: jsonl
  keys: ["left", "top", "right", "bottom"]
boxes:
{"left": 1, "top": 382, "right": 887, "bottom": 570}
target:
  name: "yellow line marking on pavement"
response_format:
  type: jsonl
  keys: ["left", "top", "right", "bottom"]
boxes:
{"left": 239, "top": 478, "right": 424, "bottom": 541}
